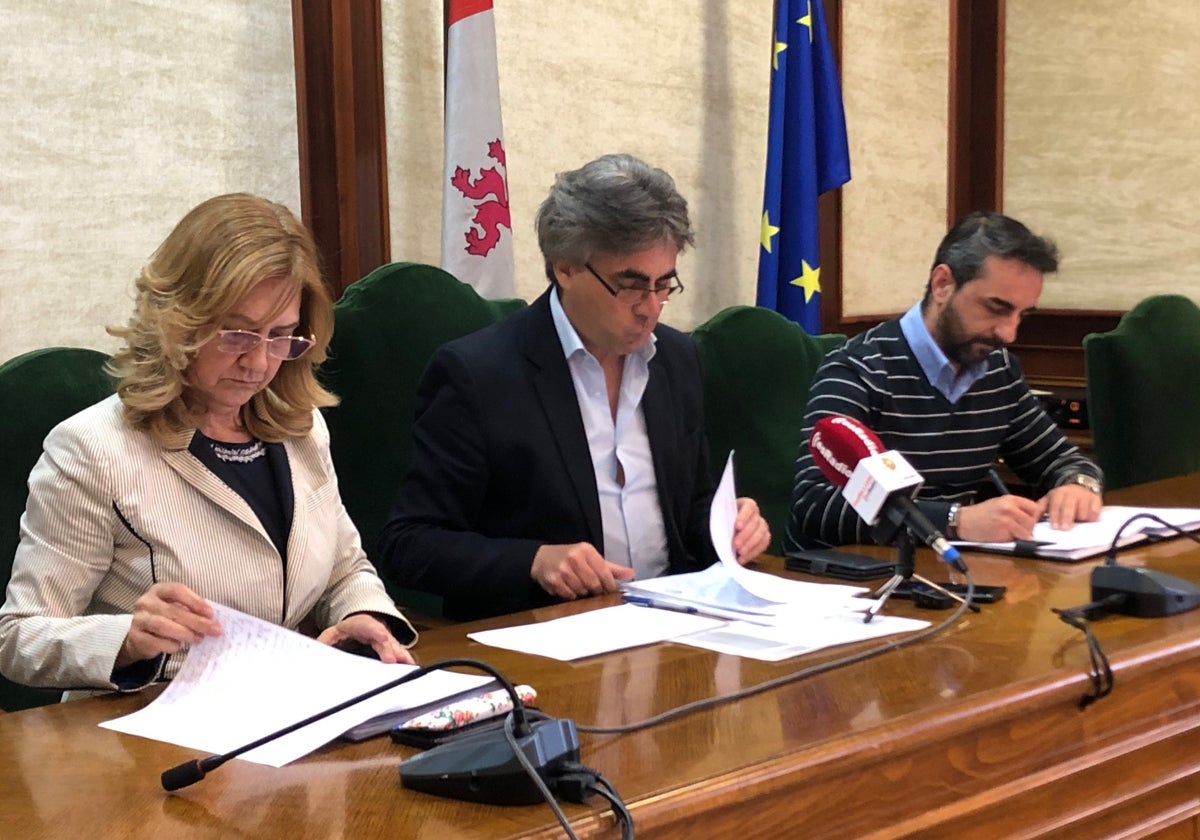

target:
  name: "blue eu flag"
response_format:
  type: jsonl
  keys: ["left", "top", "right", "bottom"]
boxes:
{"left": 756, "top": 0, "right": 850, "bottom": 334}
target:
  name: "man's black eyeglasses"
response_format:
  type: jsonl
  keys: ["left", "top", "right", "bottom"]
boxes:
{"left": 584, "top": 263, "right": 684, "bottom": 304}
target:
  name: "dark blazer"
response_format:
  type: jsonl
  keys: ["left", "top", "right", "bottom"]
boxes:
{"left": 380, "top": 288, "right": 719, "bottom": 620}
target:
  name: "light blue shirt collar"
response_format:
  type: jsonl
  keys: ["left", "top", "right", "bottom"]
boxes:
{"left": 899, "top": 302, "right": 988, "bottom": 403}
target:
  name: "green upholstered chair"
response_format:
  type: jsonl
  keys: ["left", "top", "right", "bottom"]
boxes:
{"left": 0, "top": 347, "right": 114, "bottom": 711}
{"left": 321, "top": 262, "right": 525, "bottom": 621}
{"left": 692, "top": 306, "right": 845, "bottom": 555}
{"left": 1083, "top": 294, "right": 1200, "bottom": 491}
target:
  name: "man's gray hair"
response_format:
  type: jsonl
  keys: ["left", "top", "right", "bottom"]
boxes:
{"left": 535, "top": 153, "right": 694, "bottom": 283}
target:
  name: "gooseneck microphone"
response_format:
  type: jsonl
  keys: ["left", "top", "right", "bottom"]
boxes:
{"left": 808, "top": 415, "right": 967, "bottom": 573}
{"left": 161, "top": 657, "right": 531, "bottom": 791}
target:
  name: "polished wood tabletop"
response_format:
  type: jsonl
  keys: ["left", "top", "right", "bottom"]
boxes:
{"left": 3, "top": 475, "right": 1200, "bottom": 839}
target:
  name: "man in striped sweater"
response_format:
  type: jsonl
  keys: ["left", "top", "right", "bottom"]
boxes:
{"left": 785, "top": 212, "right": 1103, "bottom": 551}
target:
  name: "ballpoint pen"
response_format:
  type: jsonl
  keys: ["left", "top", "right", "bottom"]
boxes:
{"left": 988, "top": 468, "right": 1010, "bottom": 496}
{"left": 621, "top": 594, "right": 699, "bottom": 615}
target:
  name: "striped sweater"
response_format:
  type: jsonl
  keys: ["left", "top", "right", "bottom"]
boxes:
{"left": 784, "top": 318, "right": 1102, "bottom": 550}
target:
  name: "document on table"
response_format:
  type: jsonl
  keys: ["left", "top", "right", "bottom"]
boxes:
{"left": 673, "top": 613, "right": 931, "bottom": 662}
{"left": 471, "top": 453, "right": 926, "bottom": 663}
{"left": 467, "top": 603, "right": 725, "bottom": 661}
{"left": 100, "top": 603, "right": 493, "bottom": 767}
{"left": 953, "top": 505, "right": 1200, "bottom": 561}
{"left": 620, "top": 452, "right": 869, "bottom": 621}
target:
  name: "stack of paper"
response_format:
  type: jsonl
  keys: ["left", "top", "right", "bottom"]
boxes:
{"left": 954, "top": 505, "right": 1200, "bottom": 561}
{"left": 470, "top": 454, "right": 931, "bottom": 663}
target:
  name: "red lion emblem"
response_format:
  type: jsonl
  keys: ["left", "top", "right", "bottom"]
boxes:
{"left": 450, "top": 139, "right": 511, "bottom": 257}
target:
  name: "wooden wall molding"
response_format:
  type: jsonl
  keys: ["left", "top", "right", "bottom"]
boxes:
{"left": 292, "top": 0, "right": 390, "bottom": 299}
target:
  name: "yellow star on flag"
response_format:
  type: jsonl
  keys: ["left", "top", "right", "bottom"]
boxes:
{"left": 790, "top": 260, "right": 821, "bottom": 301}
{"left": 796, "top": 0, "right": 814, "bottom": 43}
{"left": 760, "top": 211, "right": 780, "bottom": 253}
{"left": 773, "top": 40, "right": 787, "bottom": 71}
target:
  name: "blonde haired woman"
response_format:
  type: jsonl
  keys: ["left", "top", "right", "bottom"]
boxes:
{"left": 0, "top": 194, "right": 415, "bottom": 698}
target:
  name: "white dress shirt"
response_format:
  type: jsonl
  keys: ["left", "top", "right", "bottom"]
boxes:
{"left": 550, "top": 290, "right": 669, "bottom": 579}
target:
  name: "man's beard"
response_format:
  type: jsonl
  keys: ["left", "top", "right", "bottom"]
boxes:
{"left": 935, "top": 301, "right": 1002, "bottom": 367}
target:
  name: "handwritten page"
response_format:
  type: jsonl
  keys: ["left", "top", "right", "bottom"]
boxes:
{"left": 100, "top": 603, "right": 492, "bottom": 767}
{"left": 467, "top": 604, "right": 725, "bottom": 661}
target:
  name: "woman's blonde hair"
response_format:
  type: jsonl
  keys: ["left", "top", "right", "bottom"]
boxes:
{"left": 107, "top": 193, "right": 337, "bottom": 445}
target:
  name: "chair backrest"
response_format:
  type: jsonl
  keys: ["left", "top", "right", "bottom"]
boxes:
{"left": 1083, "top": 294, "right": 1200, "bottom": 491}
{"left": 692, "top": 306, "right": 846, "bottom": 554}
{"left": 320, "top": 262, "right": 525, "bottom": 615}
{"left": 0, "top": 347, "right": 114, "bottom": 710}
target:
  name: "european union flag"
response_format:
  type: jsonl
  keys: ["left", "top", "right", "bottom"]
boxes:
{"left": 757, "top": 0, "right": 850, "bottom": 334}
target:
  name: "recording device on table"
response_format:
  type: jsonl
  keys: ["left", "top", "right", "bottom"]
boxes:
{"left": 806, "top": 415, "right": 977, "bottom": 621}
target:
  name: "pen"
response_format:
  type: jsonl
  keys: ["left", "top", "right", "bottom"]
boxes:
{"left": 621, "top": 594, "right": 699, "bottom": 615}
{"left": 988, "top": 468, "right": 1010, "bottom": 496}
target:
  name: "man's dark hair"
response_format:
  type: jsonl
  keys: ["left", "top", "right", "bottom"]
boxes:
{"left": 922, "top": 211, "right": 1059, "bottom": 305}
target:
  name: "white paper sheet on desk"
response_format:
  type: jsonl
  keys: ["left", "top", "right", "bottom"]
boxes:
{"left": 955, "top": 504, "right": 1200, "bottom": 560}
{"left": 467, "top": 603, "right": 725, "bottom": 661}
{"left": 655, "top": 452, "right": 869, "bottom": 616}
{"left": 621, "top": 563, "right": 867, "bottom": 623}
{"left": 99, "top": 603, "right": 492, "bottom": 767}
{"left": 672, "top": 613, "right": 931, "bottom": 662}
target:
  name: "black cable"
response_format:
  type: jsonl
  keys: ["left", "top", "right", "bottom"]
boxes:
{"left": 591, "top": 770, "right": 634, "bottom": 840}
{"left": 1051, "top": 595, "right": 1123, "bottom": 708}
{"left": 502, "top": 713, "right": 580, "bottom": 840}
{"left": 578, "top": 573, "right": 976, "bottom": 736}
{"left": 587, "top": 782, "right": 634, "bottom": 840}
{"left": 1104, "top": 512, "right": 1200, "bottom": 565}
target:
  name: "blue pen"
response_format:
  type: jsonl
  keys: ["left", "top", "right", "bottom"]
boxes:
{"left": 988, "top": 468, "right": 1010, "bottom": 496}
{"left": 621, "top": 594, "right": 699, "bottom": 615}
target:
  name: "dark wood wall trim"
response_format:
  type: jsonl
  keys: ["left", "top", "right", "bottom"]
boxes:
{"left": 818, "top": 0, "right": 844, "bottom": 334}
{"left": 947, "top": 0, "right": 1003, "bottom": 222}
{"left": 292, "top": 0, "right": 390, "bottom": 299}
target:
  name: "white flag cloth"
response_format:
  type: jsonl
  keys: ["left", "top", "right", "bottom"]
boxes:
{"left": 440, "top": 0, "right": 515, "bottom": 298}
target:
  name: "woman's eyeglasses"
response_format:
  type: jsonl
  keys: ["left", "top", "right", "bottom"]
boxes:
{"left": 213, "top": 330, "right": 315, "bottom": 360}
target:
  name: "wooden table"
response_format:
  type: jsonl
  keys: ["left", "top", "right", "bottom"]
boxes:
{"left": 3, "top": 475, "right": 1200, "bottom": 839}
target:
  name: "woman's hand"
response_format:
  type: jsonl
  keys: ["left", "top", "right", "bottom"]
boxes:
{"left": 117, "top": 582, "right": 222, "bottom": 668}
{"left": 317, "top": 613, "right": 415, "bottom": 664}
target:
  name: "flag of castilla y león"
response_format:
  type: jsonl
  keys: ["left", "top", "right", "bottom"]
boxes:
{"left": 441, "top": 0, "right": 516, "bottom": 298}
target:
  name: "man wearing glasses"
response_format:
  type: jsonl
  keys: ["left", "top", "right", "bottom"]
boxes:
{"left": 380, "top": 153, "right": 770, "bottom": 621}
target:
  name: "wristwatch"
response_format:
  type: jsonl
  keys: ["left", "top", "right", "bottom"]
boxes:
{"left": 1065, "top": 474, "right": 1103, "bottom": 495}
{"left": 945, "top": 502, "right": 962, "bottom": 540}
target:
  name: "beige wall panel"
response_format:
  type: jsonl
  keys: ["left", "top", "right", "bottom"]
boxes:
{"left": 0, "top": 1, "right": 301, "bottom": 364}
{"left": 383, "top": 0, "right": 775, "bottom": 332}
{"left": 840, "top": 1, "right": 949, "bottom": 318}
{"left": 1005, "top": 0, "right": 1200, "bottom": 309}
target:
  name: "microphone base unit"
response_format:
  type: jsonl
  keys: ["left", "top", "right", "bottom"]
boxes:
{"left": 399, "top": 717, "right": 581, "bottom": 806}
{"left": 1090, "top": 565, "right": 1200, "bottom": 618}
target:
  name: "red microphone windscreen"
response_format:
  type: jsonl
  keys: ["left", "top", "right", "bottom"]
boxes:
{"left": 808, "top": 416, "right": 886, "bottom": 488}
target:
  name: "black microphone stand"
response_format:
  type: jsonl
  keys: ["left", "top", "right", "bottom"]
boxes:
{"left": 863, "top": 528, "right": 975, "bottom": 623}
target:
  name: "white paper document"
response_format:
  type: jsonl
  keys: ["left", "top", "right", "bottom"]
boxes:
{"left": 469, "top": 453, "right": 925, "bottom": 663}
{"left": 954, "top": 505, "right": 1200, "bottom": 560}
{"left": 673, "top": 613, "right": 931, "bottom": 662}
{"left": 100, "top": 603, "right": 493, "bottom": 767}
{"left": 467, "top": 603, "right": 725, "bottom": 661}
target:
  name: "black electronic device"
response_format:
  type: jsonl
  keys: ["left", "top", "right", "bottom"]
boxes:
{"left": 886, "top": 580, "right": 1006, "bottom": 605}
{"left": 1090, "top": 564, "right": 1200, "bottom": 618}
{"left": 399, "top": 716, "right": 581, "bottom": 805}
{"left": 784, "top": 547, "right": 896, "bottom": 581}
